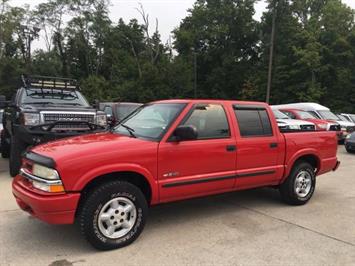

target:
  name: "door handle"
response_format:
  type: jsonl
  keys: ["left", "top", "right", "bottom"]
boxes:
{"left": 226, "top": 145, "right": 237, "bottom": 152}
{"left": 270, "top": 143, "right": 278, "bottom": 148}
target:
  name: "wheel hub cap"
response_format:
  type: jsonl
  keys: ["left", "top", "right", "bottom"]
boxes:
{"left": 98, "top": 197, "right": 137, "bottom": 239}
{"left": 294, "top": 170, "right": 312, "bottom": 198}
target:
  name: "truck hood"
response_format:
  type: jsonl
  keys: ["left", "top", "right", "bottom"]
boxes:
{"left": 334, "top": 120, "right": 355, "bottom": 127}
{"left": 20, "top": 104, "right": 98, "bottom": 113}
{"left": 276, "top": 119, "right": 314, "bottom": 126}
{"left": 31, "top": 132, "right": 156, "bottom": 164}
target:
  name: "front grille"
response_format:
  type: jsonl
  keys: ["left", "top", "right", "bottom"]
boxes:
{"left": 330, "top": 124, "right": 341, "bottom": 131}
{"left": 42, "top": 112, "right": 95, "bottom": 130}
{"left": 346, "top": 126, "right": 355, "bottom": 133}
{"left": 300, "top": 125, "right": 316, "bottom": 131}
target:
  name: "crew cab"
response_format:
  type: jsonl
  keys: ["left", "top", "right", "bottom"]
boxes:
{"left": 12, "top": 100, "right": 340, "bottom": 250}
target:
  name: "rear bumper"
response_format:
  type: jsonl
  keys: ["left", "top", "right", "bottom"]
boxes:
{"left": 333, "top": 160, "right": 340, "bottom": 171}
{"left": 12, "top": 175, "right": 80, "bottom": 224}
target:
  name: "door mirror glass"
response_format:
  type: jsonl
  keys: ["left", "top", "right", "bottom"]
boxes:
{"left": 173, "top": 125, "right": 198, "bottom": 141}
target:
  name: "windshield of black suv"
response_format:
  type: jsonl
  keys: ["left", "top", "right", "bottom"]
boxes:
{"left": 20, "top": 88, "right": 90, "bottom": 106}
{"left": 273, "top": 109, "right": 290, "bottom": 119}
{"left": 318, "top": 110, "right": 339, "bottom": 120}
{"left": 113, "top": 103, "right": 186, "bottom": 140}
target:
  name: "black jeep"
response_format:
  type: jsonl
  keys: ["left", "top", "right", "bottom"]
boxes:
{"left": 0, "top": 75, "right": 107, "bottom": 176}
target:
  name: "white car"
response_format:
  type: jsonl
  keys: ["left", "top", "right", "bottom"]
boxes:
{"left": 340, "top": 113, "right": 355, "bottom": 123}
{"left": 272, "top": 109, "right": 316, "bottom": 131}
{"left": 272, "top": 102, "right": 355, "bottom": 138}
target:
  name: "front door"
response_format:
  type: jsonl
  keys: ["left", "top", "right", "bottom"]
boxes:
{"left": 158, "top": 103, "right": 237, "bottom": 202}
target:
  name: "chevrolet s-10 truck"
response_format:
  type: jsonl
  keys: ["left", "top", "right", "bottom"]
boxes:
{"left": 12, "top": 99, "right": 340, "bottom": 250}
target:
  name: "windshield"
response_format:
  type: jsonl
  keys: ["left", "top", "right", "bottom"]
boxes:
{"left": 116, "top": 104, "right": 142, "bottom": 120}
{"left": 337, "top": 114, "right": 349, "bottom": 122}
{"left": 349, "top": 115, "right": 355, "bottom": 123}
{"left": 295, "top": 110, "right": 316, "bottom": 119}
{"left": 113, "top": 103, "right": 186, "bottom": 140}
{"left": 318, "top": 110, "right": 339, "bottom": 120}
{"left": 273, "top": 109, "right": 290, "bottom": 119}
{"left": 20, "top": 88, "right": 89, "bottom": 106}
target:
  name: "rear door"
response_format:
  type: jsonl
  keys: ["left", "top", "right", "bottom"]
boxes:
{"left": 158, "top": 103, "right": 237, "bottom": 202}
{"left": 233, "top": 104, "right": 284, "bottom": 189}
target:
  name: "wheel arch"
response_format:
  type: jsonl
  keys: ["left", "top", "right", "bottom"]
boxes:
{"left": 283, "top": 150, "right": 321, "bottom": 182}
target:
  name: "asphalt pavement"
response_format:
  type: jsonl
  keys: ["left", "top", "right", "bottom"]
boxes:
{"left": 0, "top": 147, "right": 354, "bottom": 266}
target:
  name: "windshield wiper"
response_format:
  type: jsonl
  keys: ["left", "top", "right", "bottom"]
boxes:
{"left": 120, "top": 124, "right": 136, "bottom": 138}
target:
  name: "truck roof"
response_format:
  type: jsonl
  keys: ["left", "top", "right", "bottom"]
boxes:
{"left": 153, "top": 99, "right": 269, "bottom": 106}
{"left": 272, "top": 102, "right": 330, "bottom": 111}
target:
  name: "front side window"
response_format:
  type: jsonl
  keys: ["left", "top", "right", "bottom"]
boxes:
{"left": 234, "top": 108, "right": 273, "bottom": 137}
{"left": 282, "top": 111, "right": 296, "bottom": 119}
{"left": 182, "top": 104, "right": 230, "bottom": 139}
{"left": 295, "top": 110, "right": 315, "bottom": 119}
{"left": 114, "top": 103, "right": 185, "bottom": 140}
{"left": 318, "top": 110, "right": 339, "bottom": 120}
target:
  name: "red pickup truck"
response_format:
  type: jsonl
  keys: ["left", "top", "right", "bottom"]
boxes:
{"left": 12, "top": 100, "right": 340, "bottom": 250}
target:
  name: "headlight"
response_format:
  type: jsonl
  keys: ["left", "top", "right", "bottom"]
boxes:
{"left": 318, "top": 124, "right": 327, "bottom": 129}
{"left": 32, "top": 164, "right": 59, "bottom": 180}
{"left": 288, "top": 125, "right": 301, "bottom": 130}
{"left": 96, "top": 114, "right": 107, "bottom": 126}
{"left": 346, "top": 134, "right": 351, "bottom": 139}
{"left": 22, "top": 113, "right": 40, "bottom": 126}
{"left": 341, "top": 127, "right": 347, "bottom": 131}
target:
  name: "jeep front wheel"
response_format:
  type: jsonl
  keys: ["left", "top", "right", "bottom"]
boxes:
{"left": 9, "top": 137, "right": 26, "bottom": 177}
{"left": 78, "top": 181, "right": 148, "bottom": 250}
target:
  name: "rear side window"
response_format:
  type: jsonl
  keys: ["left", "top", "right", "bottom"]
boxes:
{"left": 182, "top": 104, "right": 230, "bottom": 139}
{"left": 234, "top": 107, "right": 273, "bottom": 137}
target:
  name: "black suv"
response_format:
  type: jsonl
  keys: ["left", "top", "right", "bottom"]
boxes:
{"left": 0, "top": 76, "right": 107, "bottom": 176}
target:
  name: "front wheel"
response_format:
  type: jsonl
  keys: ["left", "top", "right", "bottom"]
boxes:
{"left": 279, "top": 162, "right": 316, "bottom": 205}
{"left": 9, "top": 137, "right": 26, "bottom": 177}
{"left": 78, "top": 181, "right": 148, "bottom": 250}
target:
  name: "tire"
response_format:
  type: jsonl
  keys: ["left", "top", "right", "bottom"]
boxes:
{"left": 1, "top": 131, "right": 10, "bottom": 158}
{"left": 279, "top": 161, "right": 316, "bottom": 205}
{"left": 9, "top": 137, "right": 26, "bottom": 177}
{"left": 78, "top": 180, "right": 148, "bottom": 250}
{"left": 345, "top": 147, "right": 354, "bottom": 153}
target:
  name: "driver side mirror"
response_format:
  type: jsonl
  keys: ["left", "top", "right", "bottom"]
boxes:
{"left": 172, "top": 125, "right": 198, "bottom": 141}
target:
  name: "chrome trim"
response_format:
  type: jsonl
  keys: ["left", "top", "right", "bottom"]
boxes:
{"left": 20, "top": 168, "right": 62, "bottom": 185}
{"left": 40, "top": 111, "right": 96, "bottom": 124}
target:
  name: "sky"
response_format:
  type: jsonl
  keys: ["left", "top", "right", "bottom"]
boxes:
{"left": 9, "top": 0, "right": 355, "bottom": 50}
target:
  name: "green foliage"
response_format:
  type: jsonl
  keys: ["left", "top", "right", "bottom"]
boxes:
{"left": 0, "top": 0, "right": 354, "bottom": 112}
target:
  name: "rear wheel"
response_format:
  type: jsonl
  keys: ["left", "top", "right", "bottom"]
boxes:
{"left": 9, "top": 137, "right": 26, "bottom": 177}
{"left": 279, "top": 162, "right": 316, "bottom": 205}
{"left": 78, "top": 180, "right": 148, "bottom": 250}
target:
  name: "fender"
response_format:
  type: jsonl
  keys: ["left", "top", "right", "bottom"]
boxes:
{"left": 282, "top": 148, "right": 321, "bottom": 182}
{"left": 72, "top": 163, "right": 159, "bottom": 204}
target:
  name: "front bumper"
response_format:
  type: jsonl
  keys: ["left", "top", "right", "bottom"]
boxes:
{"left": 14, "top": 123, "right": 105, "bottom": 146}
{"left": 12, "top": 175, "right": 80, "bottom": 224}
